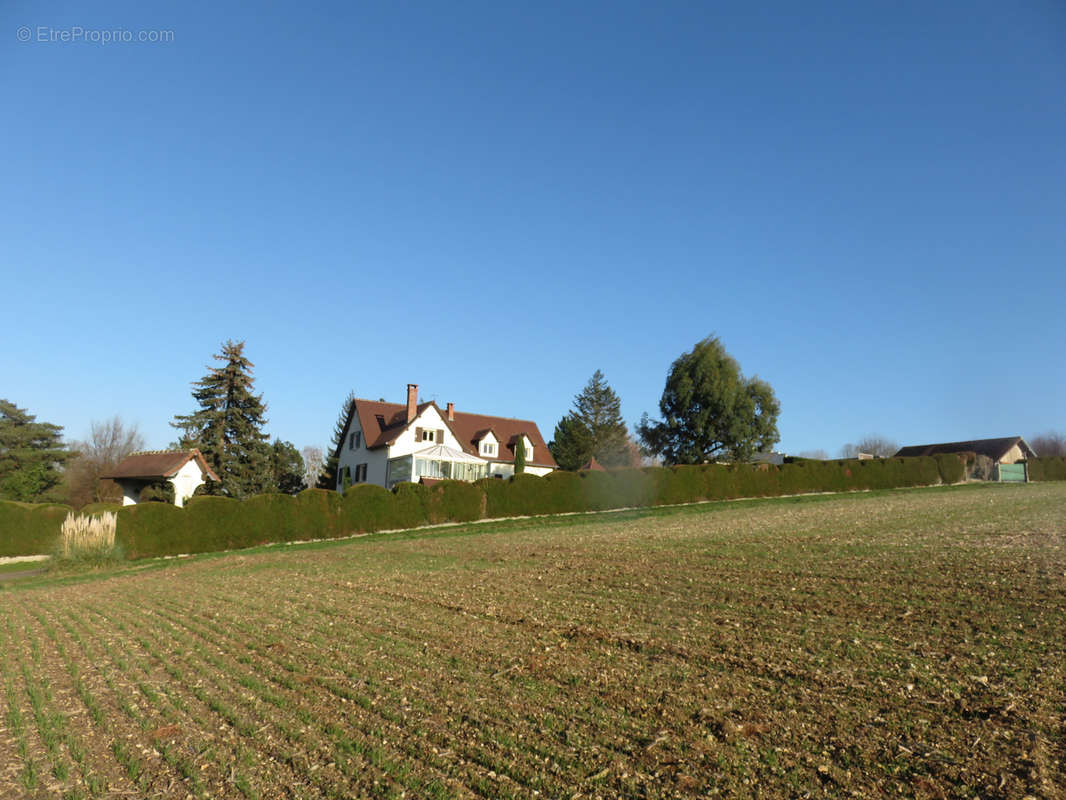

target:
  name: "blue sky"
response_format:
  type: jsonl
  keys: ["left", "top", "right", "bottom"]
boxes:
{"left": 3, "top": 0, "right": 1064, "bottom": 458}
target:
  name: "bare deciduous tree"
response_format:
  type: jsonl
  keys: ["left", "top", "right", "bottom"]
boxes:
{"left": 301, "top": 446, "right": 325, "bottom": 490}
{"left": 840, "top": 435, "right": 897, "bottom": 459}
{"left": 1030, "top": 431, "right": 1065, "bottom": 457}
{"left": 66, "top": 417, "right": 145, "bottom": 508}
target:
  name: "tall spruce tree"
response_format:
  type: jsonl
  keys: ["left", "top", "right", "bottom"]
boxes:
{"left": 549, "top": 370, "right": 632, "bottom": 470}
{"left": 171, "top": 340, "right": 270, "bottom": 498}
{"left": 0, "top": 399, "right": 73, "bottom": 501}
{"left": 318, "top": 391, "right": 356, "bottom": 490}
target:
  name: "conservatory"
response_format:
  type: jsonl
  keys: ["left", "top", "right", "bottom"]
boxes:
{"left": 386, "top": 444, "right": 489, "bottom": 488}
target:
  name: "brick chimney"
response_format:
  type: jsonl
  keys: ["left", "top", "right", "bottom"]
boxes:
{"left": 446, "top": 402, "right": 454, "bottom": 421}
{"left": 406, "top": 384, "right": 418, "bottom": 422}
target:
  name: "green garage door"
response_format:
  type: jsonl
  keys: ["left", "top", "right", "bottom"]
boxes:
{"left": 996, "top": 463, "right": 1027, "bottom": 483}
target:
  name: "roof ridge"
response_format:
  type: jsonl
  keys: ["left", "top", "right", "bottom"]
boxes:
{"left": 354, "top": 398, "right": 538, "bottom": 424}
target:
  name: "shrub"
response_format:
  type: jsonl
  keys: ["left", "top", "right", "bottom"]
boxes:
{"left": 934, "top": 453, "right": 966, "bottom": 484}
{"left": 1029, "top": 457, "right": 1066, "bottom": 481}
{"left": 139, "top": 481, "right": 175, "bottom": 504}
{"left": 651, "top": 465, "right": 708, "bottom": 506}
{"left": 340, "top": 485, "right": 403, "bottom": 534}
{"left": 182, "top": 496, "right": 246, "bottom": 553}
{"left": 3, "top": 455, "right": 970, "bottom": 561}
{"left": 0, "top": 501, "right": 73, "bottom": 557}
{"left": 427, "top": 480, "right": 483, "bottom": 523}
{"left": 391, "top": 483, "right": 432, "bottom": 529}
{"left": 241, "top": 494, "right": 299, "bottom": 547}
{"left": 293, "top": 489, "right": 343, "bottom": 540}
{"left": 114, "top": 503, "right": 188, "bottom": 559}
{"left": 621, "top": 467, "right": 656, "bottom": 507}
{"left": 540, "top": 471, "right": 587, "bottom": 513}
{"left": 80, "top": 502, "right": 125, "bottom": 515}
{"left": 479, "top": 474, "right": 547, "bottom": 518}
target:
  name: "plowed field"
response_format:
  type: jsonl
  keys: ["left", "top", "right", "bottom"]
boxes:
{"left": 1, "top": 483, "right": 1063, "bottom": 799}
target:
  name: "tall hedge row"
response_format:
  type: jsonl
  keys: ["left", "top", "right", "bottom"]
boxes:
{"left": 0, "top": 453, "right": 1038, "bottom": 560}
{"left": 0, "top": 502, "right": 73, "bottom": 557}
{"left": 1029, "top": 456, "right": 1066, "bottom": 481}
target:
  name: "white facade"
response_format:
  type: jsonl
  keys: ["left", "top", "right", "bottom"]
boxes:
{"left": 171, "top": 459, "right": 209, "bottom": 507}
{"left": 336, "top": 412, "right": 390, "bottom": 489}
{"left": 119, "top": 482, "right": 140, "bottom": 507}
{"left": 336, "top": 403, "right": 554, "bottom": 490}
{"left": 116, "top": 458, "right": 210, "bottom": 508}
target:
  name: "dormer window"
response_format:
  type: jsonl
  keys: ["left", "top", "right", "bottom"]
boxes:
{"left": 481, "top": 441, "right": 497, "bottom": 457}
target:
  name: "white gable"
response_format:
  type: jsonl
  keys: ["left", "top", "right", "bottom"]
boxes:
{"left": 387, "top": 405, "right": 463, "bottom": 458}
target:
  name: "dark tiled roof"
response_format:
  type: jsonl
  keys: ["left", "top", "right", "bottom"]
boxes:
{"left": 354, "top": 400, "right": 436, "bottom": 449}
{"left": 348, "top": 398, "right": 558, "bottom": 469}
{"left": 894, "top": 437, "right": 1035, "bottom": 461}
{"left": 103, "top": 449, "right": 219, "bottom": 481}
{"left": 443, "top": 410, "right": 556, "bottom": 468}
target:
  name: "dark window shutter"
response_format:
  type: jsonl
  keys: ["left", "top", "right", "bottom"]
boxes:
{"left": 438, "top": 429, "right": 445, "bottom": 443}
{"left": 416, "top": 427, "right": 423, "bottom": 442}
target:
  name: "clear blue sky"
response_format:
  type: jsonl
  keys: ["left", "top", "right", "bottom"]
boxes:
{"left": 3, "top": 0, "right": 1064, "bottom": 458}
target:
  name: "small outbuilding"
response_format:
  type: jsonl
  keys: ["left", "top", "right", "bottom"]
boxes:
{"left": 894, "top": 437, "right": 1036, "bottom": 482}
{"left": 103, "top": 449, "right": 219, "bottom": 508}
{"left": 893, "top": 437, "right": 1036, "bottom": 464}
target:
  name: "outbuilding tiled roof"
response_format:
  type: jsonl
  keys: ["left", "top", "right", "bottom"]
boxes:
{"left": 103, "top": 449, "right": 220, "bottom": 481}
{"left": 893, "top": 437, "right": 1035, "bottom": 461}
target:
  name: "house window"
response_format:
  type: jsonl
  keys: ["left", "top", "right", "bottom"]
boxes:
{"left": 349, "top": 431, "right": 361, "bottom": 450}
{"left": 422, "top": 429, "right": 435, "bottom": 442}
{"left": 355, "top": 463, "right": 368, "bottom": 483}
{"left": 481, "top": 442, "right": 497, "bottom": 457}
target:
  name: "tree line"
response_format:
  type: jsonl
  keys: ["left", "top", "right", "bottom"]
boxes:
{"left": 0, "top": 340, "right": 323, "bottom": 506}
{"left": 3, "top": 336, "right": 1063, "bottom": 506}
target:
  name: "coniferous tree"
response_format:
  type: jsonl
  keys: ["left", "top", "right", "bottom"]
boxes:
{"left": 318, "top": 391, "right": 356, "bottom": 490}
{"left": 513, "top": 436, "right": 526, "bottom": 474}
{"left": 269, "top": 439, "right": 306, "bottom": 494}
{"left": 0, "top": 399, "right": 73, "bottom": 501}
{"left": 549, "top": 370, "right": 633, "bottom": 470}
{"left": 171, "top": 340, "right": 270, "bottom": 498}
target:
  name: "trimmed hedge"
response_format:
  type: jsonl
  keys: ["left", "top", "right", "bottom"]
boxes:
{"left": 115, "top": 502, "right": 188, "bottom": 559}
{"left": 80, "top": 502, "right": 125, "bottom": 515}
{"left": 1, "top": 454, "right": 982, "bottom": 559}
{"left": 1030, "top": 457, "right": 1066, "bottom": 481}
{"left": 0, "top": 501, "right": 73, "bottom": 557}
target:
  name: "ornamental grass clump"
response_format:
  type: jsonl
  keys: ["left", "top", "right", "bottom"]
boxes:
{"left": 55, "top": 512, "right": 121, "bottom": 564}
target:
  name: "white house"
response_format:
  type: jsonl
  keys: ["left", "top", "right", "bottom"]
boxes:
{"left": 103, "top": 449, "right": 219, "bottom": 508}
{"left": 334, "top": 384, "right": 557, "bottom": 490}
